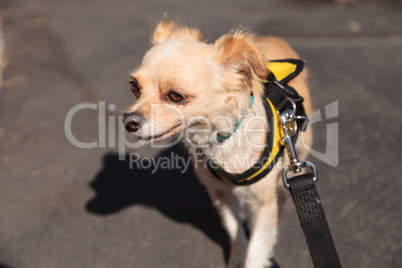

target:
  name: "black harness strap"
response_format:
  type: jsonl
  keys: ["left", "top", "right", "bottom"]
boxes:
{"left": 205, "top": 59, "right": 307, "bottom": 185}
{"left": 288, "top": 173, "right": 342, "bottom": 268}
{"left": 204, "top": 96, "right": 283, "bottom": 186}
{"left": 264, "top": 59, "right": 309, "bottom": 131}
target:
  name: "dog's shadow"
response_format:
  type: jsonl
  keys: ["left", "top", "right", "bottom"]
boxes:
{"left": 86, "top": 145, "right": 230, "bottom": 262}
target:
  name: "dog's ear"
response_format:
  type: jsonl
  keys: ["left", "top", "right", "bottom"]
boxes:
{"left": 151, "top": 18, "right": 203, "bottom": 45}
{"left": 215, "top": 30, "right": 268, "bottom": 85}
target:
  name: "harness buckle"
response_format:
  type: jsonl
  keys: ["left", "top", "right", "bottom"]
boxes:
{"left": 280, "top": 98, "right": 318, "bottom": 188}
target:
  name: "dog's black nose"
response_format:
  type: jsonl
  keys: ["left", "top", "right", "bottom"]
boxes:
{"left": 123, "top": 113, "right": 145, "bottom": 132}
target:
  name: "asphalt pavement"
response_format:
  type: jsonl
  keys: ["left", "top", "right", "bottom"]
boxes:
{"left": 0, "top": 0, "right": 401, "bottom": 267}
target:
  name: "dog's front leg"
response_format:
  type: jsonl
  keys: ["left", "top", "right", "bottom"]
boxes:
{"left": 244, "top": 201, "right": 278, "bottom": 268}
{"left": 206, "top": 184, "right": 248, "bottom": 268}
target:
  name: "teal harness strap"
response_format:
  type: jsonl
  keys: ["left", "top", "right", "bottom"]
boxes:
{"left": 212, "top": 93, "right": 254, "bottom": 144}
{"left": 206, "top": 58, "right": 307, "bottom": 186}
{"left": 204, "top": 95, "right": 284, "bottom": 186}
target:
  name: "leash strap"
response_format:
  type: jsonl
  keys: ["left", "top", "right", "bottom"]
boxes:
{"left": 288, "top": 173, "right": 342, "bottom": 268}
{"left": 270, "top": 59, "right": 342, "bottom": 267}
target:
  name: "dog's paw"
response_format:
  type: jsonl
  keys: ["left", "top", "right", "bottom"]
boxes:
{"left": 228, "top": 255, "right": 245, "bottom": 268}
{"left": 264, "top": 258, "right": 280, "bottom": 268}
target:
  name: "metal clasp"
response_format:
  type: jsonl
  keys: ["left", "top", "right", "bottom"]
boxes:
{"left": 280, "top": 98, "right": 318, "bottom": 188}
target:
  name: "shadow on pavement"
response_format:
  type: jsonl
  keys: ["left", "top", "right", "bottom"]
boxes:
{"left": 85, "top": 145, "right": 230, "bottom": 262}
{"left": 86, "top": 145, "right": 282, "bottom": 267}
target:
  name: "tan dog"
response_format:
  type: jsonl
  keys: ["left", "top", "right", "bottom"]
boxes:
{"left": 123, "top": 19, "right": 312, "bottom": 268}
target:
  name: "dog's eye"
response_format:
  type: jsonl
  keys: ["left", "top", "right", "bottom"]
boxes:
{"left": 129, "top": 80, "right": 141, "bottom": 95}
{"left": 168, "top": 92, "right": 185, "bottom": 102}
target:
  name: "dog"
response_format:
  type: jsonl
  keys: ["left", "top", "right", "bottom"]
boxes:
{"left": 123, "top": 18, "right": 312, "bottom": 268}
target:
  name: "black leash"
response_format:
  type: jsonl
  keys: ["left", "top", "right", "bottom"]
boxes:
{"left": 275, "top": 83, "right": 342, "bottom": 267}
{"left": 280, "top": 111, "right": 342, "bottom": 267}
{"left": 287, "top": 173, "right": 342, "bottom": 268}
{"left": 262, "top": 59, "right": 342, "bottom": 267}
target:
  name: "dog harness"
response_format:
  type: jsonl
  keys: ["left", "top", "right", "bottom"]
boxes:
{"left": 205, "top": 59, "right": 308, "bottom": 186}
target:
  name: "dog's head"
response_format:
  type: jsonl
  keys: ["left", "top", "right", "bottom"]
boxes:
{"left": 123, "top": 19, "right": 268, "bottom": 145}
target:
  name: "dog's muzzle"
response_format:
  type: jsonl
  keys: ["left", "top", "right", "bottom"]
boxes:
{"left": 123, "top": 112, "right": 145, "bottom": 132}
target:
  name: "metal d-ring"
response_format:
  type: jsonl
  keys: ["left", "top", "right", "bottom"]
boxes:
{"left": 280, "top": 98, "right": 318, "bottom": 188}
{"left": 283, "top": 161, "right": 318, "bottom": 188}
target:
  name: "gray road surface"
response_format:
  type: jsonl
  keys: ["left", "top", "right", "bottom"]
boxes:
{"left": 0, "top": 0, "right": 401, "bottom": 267}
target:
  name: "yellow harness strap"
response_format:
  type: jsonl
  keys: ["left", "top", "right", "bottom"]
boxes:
{"left": 268, "top": 61, "right": 298, "bottom": 82}
{"left": 206, "top": 59, "right": 305, "bottom": 186}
